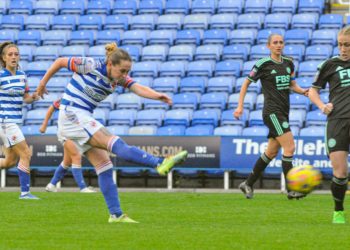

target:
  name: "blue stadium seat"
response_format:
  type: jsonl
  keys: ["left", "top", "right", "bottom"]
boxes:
{"left": 214, "top": 126, "right": 242, "bottom": 136}
{"left": 86, "top": 0, "right": 111, "bottom": 15}
{"left": 113, "top": 0, "right": 137, "bottom": 15}
{"left": 108, "top": 109, "right": 137, "bottom": 126}
{"left": 250, "top": 45, "right": 270, "bottom": 60}
{"left": 144, "top": 96, "right": 172, "bottom": 110}
{"left": 215, "top": 60, "right": 242, "bottom": 77}
{"left": 122, "top": 30, "right": 149, "bottom": 46}
{"left": 0, "top": 1, "right": 7, "bottom": 15}
{"left": 284, "top": 44, "right": 305, "bottom": 61}
{"left": 157, "top": 125, "right": 186, "bottom": 135}
{"left": 22, "top": 125, "right": 41, "bottom": 135}
{"left": 235, "top": 77, "right": 261, "bottom": 93}
{"left": 116, "top": 93, "right": 143, "bottom": 110}
{"left": 142, "top": 45, "right": 168, "bottom": 61}
{"left": 26, "top": 61, "right": 52, "bottom": 76}
{"left": 210, "top": 14, "right": 237, "bottom": 30}
{"left": 237, "top": 13, "right": 264, "bottom": 30}
{"left": 248, "top": 110, "right": 264, "bottom": 126}
{"left": 27, "top": 76, "right": 40, "bottom": 90}
{"left": 78, "top": 15, "right": 103, "bottom": 30}
{"left": 34, "top": 1, "right": 59, "bottom": 15}
{"left": 9, "top": 0, "right": 33, "bottom": 15}
{"left": 179, "top": 76, "right": 206, "bottom": 94}
{"left": 152, "top": 77, "right": 179, "bottom": 93}
{"left": 42, "top": 30, "right": 69, "bottom": 46}
{"left": 333, "top": 46, "right": 339, "bottom": 57}
{"left": 46, "top": 77, "right": 69, "bottom": 93}
{"left": 183, "top": 14, "right": 210, "bottom": 30}
{"left": 200, "top": 92, "right": 228, "bottom": 110}
{"left": 298, "top": 0, "right": 325, "bottom": 14}
{"left": 139, "top": 0, "right": 163, "bottom": 15}
{"left": 165, "top": 0, "right": 190, "bottom": 15}
{"left": 68, "top": 30, "right": 95, "bottom": 46}
{"left": 32, "top": 93, "right": 60, "bottom": 109}
{"left": 207, "top": 76, "right": 235, "bottom": 93}
{"left": 159, "top": 61, "right": 187, "bottom": 77}
{"left": 107, "top": 125, "right": 129, "bottom": 135}
{"left": 285, "top": 29, "right": 311, "bottom": 45}
{"left": 203, "top": 30, "right": 228, "bottom": 45}
{"left": 18, "top": 46, "right": 33, "bottom": 62}
{"left": 264, "top": 13, "right": 291, "bottom": 29}
{"left": 229, "top": 29, "right": 256, "bottom": 45}
{"left": 305, "top": 110, "right": 327, "bottom": 126}
{"left": 298, "top": 60, "right": 322, "bottom": 77}
{"left": 245, "top": 0, "right": 270, "bottom": 14}
{"left": 119, "top": 45, "right": 141, "bottom": 61}
{"left": 217, "top": 0, "right": 243, "bottom": 14}
{"left": 34, "top": 46, "right": 60, "bottom": 61}
{"left": 99, "top": 94, "right": 116, "bottom": 110}
{"left": 187, "top": 61, "right": 215, "bottom": 77}
{"left": 295, "top": 77, "right": 313, "bottom": 89}
{"left": 96, "top": 30, "right": 121, "bottom": 46}
{"left": 319, "top": 14, "right": 343, "bottom": 29}
{"left": 221, "top": 109, "right": 248, "bottom": 127}
{"left": 136, "top": 109, "right": 165, "bottom": 126}
{"left": 242, "top": 126, "right": 268, "bottom": 136}
{"left": 289, "top": 109, "right": 306, "bottom": 128}
{"left": 45, "top": 126, "right": 58, "bottom": 135}
{"left": 175, "top": 29, "right": 202, "bottom": 46}
{"left": 25, "top": 109, "right": 47, "bottom": 125}
{"left": 191, "top": 0, "right": 216, "bottom": 14}
{"left": 242, "top": 60, "right": 257, "bottom": 76}
{"left": 168, "top": 45, "right": 195, "bottom": 61}
{"left": 1, "top": 15, "right": 24, "bottom": 30}
{"left": 18, "top": 30, "right": 41, "bottom": 46}
{"left": 305, "top": 45, "right": 332, "bottom": 61}
{"left": 172, "top": 93, "right": 198, "bottom": 110}
{"left": 290, "top": 93, "right": 310, "bottom": 110}
{"left": 149, "top": 30, "right": 175, "bottom": 46}
{"left": 131, "top": 14, "right": 156, "bottom": 30}
{"left": 256, "top": 29, "right": 285, "bottom": 44}
{"left": 129, "top": 125, "right": 158, "bottom": 135}
{"left": 51, "top": 15, "right": 76, "bottom": 31}
{"left": 299, "top": 126, "right": 325, "bottom": 137}
{"left": 185, "top": 125, "right": 214, "bottom": 136}
{"left": 228, "top": 92, "right": 257, "bottom": 110}
{"left": 256, "top": 94, "right": 264, "bottom": 110}
{"left": 290, "top": 126, "right": 300, "bottom": 136}
{"left": 192, "top": 109, "right": 219, "bottom": 127}
{"left": 88, "top": 45, "right": 105, "bottom": 60}
{"left": 271, "top": 0, "right": 297, "bottom": 14}
{"left": 0, "top": 29, "right": 18, "bottom": 43}
{"left": 60, "top": 45, "right": 87, "bottom": 57}
{"left": 93, "top": 109, "right": 108, "bottom": 125}
{"left": 25, "top": 15, "right": 51, "bottom": 30}
{"left": 19, "top": 61, "right": 28, "bottom": 71}
{"left": 131, "top": 61, "right": 159, "bottom": 77}
{"left": 104, "top": 15, "right": 129, "bottom": 30}
{"left": 222, "top": 44, "right": 250, "bottom": 61}
{"left": 311, "top": 29, "right": 337, "bottom": 46}
{"left": 60, "top": 0, "right": 85, "bottom": 15}
{"left": 195, "top": 45, "right": 223, "bottom": 61}
{"left": 157, "top": 14, "right": 183, "bottom": 30}
{"left": 291, "top": 13, "right": 318, "bottom": 30}
{"left": 164, "top": 109, "right": 192, "bottom": 126}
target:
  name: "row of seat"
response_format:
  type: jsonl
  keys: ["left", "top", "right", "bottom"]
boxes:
{"left": 0, "top": 0, "right": 326, "bottom": 16}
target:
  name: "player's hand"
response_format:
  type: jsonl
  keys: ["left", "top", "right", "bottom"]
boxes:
{"left": 233, "top": 107, "right": 243, "bottom": 119}
{"left": 158, "top": 93, "right": 172, "bottom": 105}
{"left": 31, "top": 92, "right": 40, "bottom": 101}
{"left": 303, "top": 88, "right": 309, "bottom": 97}
{"left": 39, "top": 126, "right": 46, "bottom": 133}
{"left": 36, "top": 81, "right": 48, "bottom": 98}
{"left": 322, "top": 103, "right": 333, "bottom": 115}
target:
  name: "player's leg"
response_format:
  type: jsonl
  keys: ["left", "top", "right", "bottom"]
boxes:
{"left": 275, "top": 131, "right": 295, "bottom": 180}
{"left": 85, "top": 147, "right": 137, "bottom": 223}
{"left": 239, "top": 138, "right": 280, "bottom": 199}
{"left": 0, "top": 147, "right": 19, "bottom": 169}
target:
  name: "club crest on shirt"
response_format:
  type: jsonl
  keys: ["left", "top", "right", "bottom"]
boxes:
{"left": 286, "top": 67, "right": 291, "bottom": 74}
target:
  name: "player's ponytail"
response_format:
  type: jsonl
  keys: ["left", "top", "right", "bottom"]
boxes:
{"left": 0, "top": 41, "right": 18, "bottom": 68}
{"left": 105, "top": 42, "right": 132, "bottom": 65}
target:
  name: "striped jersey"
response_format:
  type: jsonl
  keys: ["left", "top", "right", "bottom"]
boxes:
{"left": 61, "top": 57, "right": 135, "bottom": 112}
{"left": 0, "top": 69, "right": 29, "bottom": 124}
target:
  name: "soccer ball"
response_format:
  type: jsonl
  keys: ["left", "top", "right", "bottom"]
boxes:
{"left": 286, "top": 165, "right": 322, "bottom": 194}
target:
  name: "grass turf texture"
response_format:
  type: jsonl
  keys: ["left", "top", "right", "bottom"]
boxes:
{"left": 0, "top": 192, "right": 349, "bottom": 250}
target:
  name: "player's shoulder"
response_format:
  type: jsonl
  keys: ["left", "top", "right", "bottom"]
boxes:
{"left": 16, "top": 70, "right": 26, "bottom": 76}
{"left": 255, "top": 57, "right": 272, "bottom": 68}
{"left": 317, "top": 56, "right": 340, "bottom": 70}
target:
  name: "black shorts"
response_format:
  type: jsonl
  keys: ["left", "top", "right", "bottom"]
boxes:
{"left": 326, "top": 119, "right": 350, "bottom": 154}
{"left": 263, "top": 113, "right": 291, "bottom": 139}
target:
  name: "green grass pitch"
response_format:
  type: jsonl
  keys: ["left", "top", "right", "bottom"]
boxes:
{"left": 0, "top": 192, "right": 349, "bottom": 250}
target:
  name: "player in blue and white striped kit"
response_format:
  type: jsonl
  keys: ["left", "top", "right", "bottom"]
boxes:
{"left": 36, "top": 43, "right": 188, "bottom": 223}
{"left": 0, "top": 42, "right": 40, "bottom": 199}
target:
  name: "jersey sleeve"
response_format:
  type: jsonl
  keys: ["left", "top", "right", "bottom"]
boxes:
{"left": 247, "top": 64, "right": 263, "bottom": 83}
{"left": 118, "top": 75, "right": 136, "bottom": 89}
{"left": 67, "top": 57, "right": 97, "bottom": 74}
{"left": 312, "top": 60, "right": 329, "bottom": 89}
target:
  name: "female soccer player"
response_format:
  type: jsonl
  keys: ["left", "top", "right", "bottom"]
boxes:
{"left": 234, "top": 34, "right": 308, "bottom": 200}
{"left": 36, "top": 42, "right": 188, "bottom": 223}
{"left": 309, "top": 26, "right": 350, "bottom": 224}
{"left": 0, "top": 42, "right": 40, "bottom": 199}
{"left": 40, "top": 99, "right": 95, "bottom": 193}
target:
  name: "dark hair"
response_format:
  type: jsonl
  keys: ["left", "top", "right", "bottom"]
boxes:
{"left": 0, "top": 41, "right": 19, "bottom": 68}
{"left": 105, "top": 42, "right": 132, "bottom": 65}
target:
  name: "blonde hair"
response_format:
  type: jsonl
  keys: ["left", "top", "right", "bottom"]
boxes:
{"left": 105, "top": 42, "right": 131, "bottom": 65}
{"left": 0, "top": 41, "right": 19, "bottom": 68}
{"left": 338, "top": 26, "right": 350, "bottom": 36}
{"left": 267, "top": 34, "right": 283, "bottom": 45}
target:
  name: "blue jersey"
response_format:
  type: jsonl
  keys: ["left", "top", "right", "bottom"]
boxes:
{"left": 61, "top": 57, "right": 135, "bottom": 113}
{"left": 0, "top": 69, "right": 28, "bottom": 124}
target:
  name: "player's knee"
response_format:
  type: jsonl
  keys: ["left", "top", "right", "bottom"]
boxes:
{"left": 265, "top": 151, "right": 278, "bottom": 159}
{"left": 20, "top": 148, "right": 32, "bottom": 162}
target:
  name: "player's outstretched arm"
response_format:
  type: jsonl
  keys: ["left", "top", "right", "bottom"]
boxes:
{"left": 129, "top": 82, "right": 172, "bottom": 105}
{"left": 39, "top": 105, "right": 55, "bottom": 133}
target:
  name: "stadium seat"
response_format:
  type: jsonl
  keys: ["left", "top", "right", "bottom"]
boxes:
{"left": 159, "top": 61, "right": 187, "bottom": 77}
{"left": 175, "top": 29, "right": 202, "bottom": 46}
{"left": 22, "top": 125, "right": 41, "bottom": 135}
{"left": 157, "top": 14, "right": 184, "bottom": 30}
{"left": 284, "top": 44, "right": 305, "bottom": 62}
{"left": 207, "top": 77, "right": 235, "bottom": 93}
{"left": 131, "top": 76, "right": 153, "bottom": 88}
{"left": 142, "top": 45, "right": 169, "bottom": 61}
{"left": 99, "top": 94, "right": 116, "bottom": 110}
{"left": 333, "top": 46, "right": 339, "bottom": 57}
{"left": 256, "top": 94, "right": 264, "bottom": 110}
{"left": 235, "top": 77, "right": 261, "bottom": 93}
{"left": 285, "top": 29, "right": 311, "bottom": 45}
{"left": 172, "top": 93, "right": 198, "bottom": 110}
{"left": 18, "top": 46, "right": 33, "bottom": 62}
{"left": 136, "top": 109, "right": 165, "bottom": 126}
{"left": 203, "top": 30, "right": 228, "bottom": 45}
{"left": 96, "top": 30, "right": 122, "bottom": 46}
{"left": 179, "top": 77, "right": 206, "bottom": 93}
{"left": 183, "top": 14, "right": 210, "bottom": 30}
{"left": 192, "top": 109, "right": 219, "bottom": 127}
{"left": 319, "top": 14, "right": 343, "bottom": 29}
{"left": 106, "top": 125, "right": 130, "bottom": 135}
{"left": 1, "top": 15, "right": 24, "bottom": 30}
{"left": 46, "top": 77, "right": 69, "bottom": 93}
{"left": 222, "top": 44, "right": 250, "bottom": 61}
{"left": 295, "top": 77, "right": 313, "bottom": 89}
{"left": 139, "top": 0, "right": 163, "bottom": 15}
{"left": 229, "top": 29, "right": 256, "bottom": 45}
{"left": 116, "top": 93, "right": 143, "bottom": 110}
{"left": 104, "top": 15, "right": 129, "bottom": 30}
{"left": 26, "top": 61, "right": 52, "bottom": 76}
{"left": 78, "top": 15, "right": 103, "bottom": 30}
{"left": 60, "top": 0, "right": 85, "bottom": 15}
{"left": 165, "top": 0, "right": 190, "bottom": 15}
{"left": 305, "top": 45, "right": 332, "bottom": 61}
{"left": 131, "top": 61, "right": 159, "bottom": 77}
{"left": 86, "top": 0, "right": 111, "bottom": 15}
{"left": 185, "top": 125, "right": 214, "bottom": 136}
{"left": 113, "top": 0, "right": 137, "bottom": 15}
{"left": 264, "top": 13, "right": 291, "bottom": 30}
{"left": 242, "top": 60, "right": 257, "bottom": 76}
{"left": 210, "top": 14, "right": 237, "bottom": 30}
{"left": 93, "top": 109, "right": 108, "bottom": 126}
{"left": 305, "top": 110, "right": 327, "bottom": 126}
{"left": 168, "top": 45, "right": 195, "bottom": 61}
{"left": 200, "top": 92, "right": 228, "bottom": 110}
{"left": 68, "top": 30, "right": 95, "bottom": 46}
{"left": 32, "top": 93, "right": 60, "bottom": 109}
{"left": 88, "top": 45, "right": 104, "bottom": 60}
{"left": 18, "top": 30, "right": 41, "bottom": 46}
{"left": 195, "top": 45, "right": 223, "bottom": 61}
{"left": 0, "top": 1, "right": 7, "bottom": 15}
{"left": 299, "top": 126, "right": 325, "bottom": 137}
{"left": 120, "top": 45, "right": 141, "bottom": 61}
{"left": 164, "top": 109, "right": 192, "bottom": 126}
{"left": 144, "top": 97, "right": 172, "bottom": 110}
{"left": 42, "top": 30, "right": 69, "bottom": 46}
{"left": 242, "top": 126, "right": 268, "bottom": 136}
{"left": 34, "top": 46, "right": 61, "bottom": 61}
{"left": 214, "top": 126, "right": 242, "bottom": 136}
{"left": 244, "top": 0, "right": 270, "bottom": 14}
{"left": 122, "top": 30, "right": 149, "bottom": 46}
{"left": 60, "top": 45, "right": 88, "bottom": 57}
{"left": 256, "top": 29, "right": 285, "bottom": 44}
{"left": 217, "top": 0, "right": 243, "bottom": 14}
{"left": 298, "top": 0, "right": 325, "bottom": 14}
{"left": 290, "top": 126, "right": 300, "bottom": 136}
{"left": 51, "top": 15, "right": 76, "bottom": 31}
{"left": 9, "top": 0, "right": 33, "bottom": 15}
{"left": 311, "top": 29, "right": 337, "bottom": 46}
{"left": 152, "top": 77, "right": 179, "bottom": 93}
{"left": 25, "top": 15, "right": 51, "bottom": 30}
{"left": 148, "top": 30, "right": 175, "bottom": 46}
{"left": 290, "top": 93, "right": 310, "bottom": 111}
{"left": 131, "top": 14, "right": 157, "bottom": 30}
{"left": 249, "top": 45, "right": 270, "bottom": 60}
{"left": 34, "top": 1, "right": 59, "bottom": 15}
{"left": 0, "top": 29, "right": 18, "bottom": 43}
{"left": 129, "top": 125, "right": 158, "bottom": 135}
{"left": 45, "top": 126, "right": 58, "bottom": 135}
{"left": 192, "top": 0, "right": 216, "bottom": 14}
{"left": 157, "top": 125, "right": 186, "bottom": 135}
{"left": 248, "top": 110, "right": 263, "bottom": 126}
{"left": 228, "top": 92, "right": 257, "bottom": 110}
{"left": 271, "top": 0, "right": 297, "bottom": 14}
{"left": 215, "top": 61, "right": 242, "bottom": 77}
{"left": 298, "top": 60, "right": 322, "bottom": 77}
{"left": 237, "top": 13, "right": 264, "bottom": 30}
{"left": 289, "top": 109, "right": 306, "bottom": 128}
{"left": 187, "top": 61, "right": 215, "bottom": 77}
{"left": 25, "top": 109, "right": 47, "bottom": 125}
{"left": 108, "top": 109, "right": 137, "bottom": 126}
{"left": 291, "top": 13, "right": 318, "bottom": 30}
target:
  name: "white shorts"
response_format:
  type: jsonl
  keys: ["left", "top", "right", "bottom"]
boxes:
{"left": 0, "top": 123, "right": 25, "bottom": 148}
{"left": 58, "top": 105, "right": 103, "bottom": 153}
